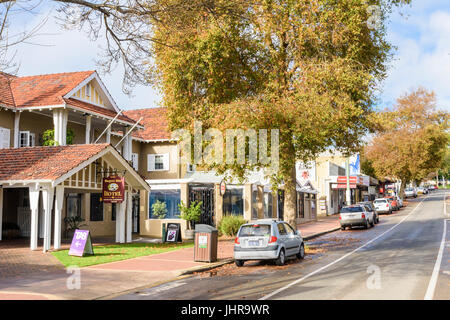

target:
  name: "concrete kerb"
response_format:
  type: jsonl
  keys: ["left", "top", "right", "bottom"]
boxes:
{"left": 303, "top": 227, "right": 341, "bottom": 241}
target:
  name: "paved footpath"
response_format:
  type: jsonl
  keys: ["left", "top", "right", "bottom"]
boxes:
{"left": 0, "top": 216, "right": 340, "bottom": 300}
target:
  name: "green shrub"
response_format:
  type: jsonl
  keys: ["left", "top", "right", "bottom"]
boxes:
{"left": 42, "top": 128, "right": 75, "bottom": 146}
{"left": 218, "top": 215, "right": 247, "bottom": 237}
{"left": 178, "top": 200, "right": 202, "bottom": 229}
{"left": 152, "top": 200, "right": 167, "bottom": 219}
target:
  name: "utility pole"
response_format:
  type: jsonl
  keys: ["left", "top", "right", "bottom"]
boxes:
{"left": 346, "top": 157, "right": 351, "bottom": 205}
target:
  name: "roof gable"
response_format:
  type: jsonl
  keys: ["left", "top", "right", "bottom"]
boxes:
{"left": 9, "top": 71, "right": 95, "bottom": 108}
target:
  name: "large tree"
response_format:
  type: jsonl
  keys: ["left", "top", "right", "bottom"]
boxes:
{"left": 151, "top": 0, "right": 410, "bottom": 228}
{"left": 365, "top": 87, "right": 449, "bottom": 198}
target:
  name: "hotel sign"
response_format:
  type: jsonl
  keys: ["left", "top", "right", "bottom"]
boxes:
{"left": 102, "top": 175, "right": 125, "bottom": 203}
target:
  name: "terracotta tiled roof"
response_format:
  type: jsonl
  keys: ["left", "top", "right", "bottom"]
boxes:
{"left": 123, "top": 107, "right": 171, "bottom": 141}
{"left": 0, "top": 72, "right": 16, "bottom": 107}
{"left": 64, "top": 98, "right": 137, "bottom": 125}
{"left": 9, "top": 71, "right": 94, "bottom": 108}
{"left": 0, "top": 144, "right": 109, "bottom": 182}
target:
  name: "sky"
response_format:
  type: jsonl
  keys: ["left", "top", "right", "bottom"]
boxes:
{"left": 9, "top": 0, "right": 450, "bottom": 112}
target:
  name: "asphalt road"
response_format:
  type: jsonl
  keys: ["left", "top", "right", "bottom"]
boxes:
{"left": 115, "top": 190, "right": 449, "bottom": 300}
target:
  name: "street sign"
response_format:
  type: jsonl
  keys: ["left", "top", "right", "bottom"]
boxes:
{"left": 219, "top": 180, "right": 227, "bottom": 196}
{"left": 337, "top": 176, "right": 358, "bottom": 184}
{"left": 102, "top": 175, "right": 125, "bottom": 203}
{"left": 68, "top": 229, "right": 94, "bottom": 257}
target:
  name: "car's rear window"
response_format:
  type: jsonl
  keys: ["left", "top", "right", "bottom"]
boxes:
{"left": 239, "top": 224, "right": 271, "bottom": 237}
{"left": 374, "top": 199, "right": 387, "bottom": 203}
{"left": 341, "top": 207, "right": 364, "bottom": 213}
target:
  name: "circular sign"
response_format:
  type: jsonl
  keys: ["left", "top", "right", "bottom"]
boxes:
{"left": 220, "top": 180, "right": 226, "bottom": 196}
{"left": 108, "top": 183, "right": 119, "bottom": 191}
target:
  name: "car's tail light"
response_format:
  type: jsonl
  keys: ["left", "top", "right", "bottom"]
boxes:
{"left": 234, "top": 237, "right": 240, "bottom": 244}
{"left": 386, "top": 204, "right": 389, "bottom": 208}
{"left": 362, "top": 213, "right": 366, "bottom": 218}
{"left": 339, "top": 214, "right": 342, "bottom": 220}
{"left": 269, "top": 236, "right": 277, "bottom": 243}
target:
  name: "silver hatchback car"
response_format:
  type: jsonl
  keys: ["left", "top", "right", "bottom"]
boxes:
{"left": 234, "top": 219, "right": 305, "bottom": 267}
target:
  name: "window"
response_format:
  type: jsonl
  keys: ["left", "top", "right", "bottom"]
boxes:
{"left": 223, "top": 188, "right": 244, "bottom": 216}
{"left": 131, "top": 153, "right": 139, "bottom": 171}
{"left": 187, "top": 163, "right": 196, "bottom": 172}
{"left": 149, "top": 189, "right": 181, "bottom": 219}
{"left": 263, "top": 193, "right": 273, "bottom": 218}
{"left": 90, "top": 193, "right": 103, "bottom": 221}
{"left": 19, "top": 131, "right": 35, "bottom": 147}
{"left": 148, "top": 154, "right": 169, "bottom": 171}
{"left": 277, "top": 223, "right": 287, "bottom": 235}
{"left": 297, "top": 192, "right": 305, "bottom": 218}
{"left": 67, "top": 193, "right": 82, "bottom": 218}
{"left": 239, "top": 224, "right": 271, "bottom": 237}
{"left": 0, "top": 127, "right": 10, "bottom": 149}
{"left": 283, "top": 223, "right": 295, "bottom": 235}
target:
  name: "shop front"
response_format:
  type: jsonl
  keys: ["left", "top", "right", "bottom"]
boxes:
{"left": 0, "top": 144, "right": 150, "bottom": 251}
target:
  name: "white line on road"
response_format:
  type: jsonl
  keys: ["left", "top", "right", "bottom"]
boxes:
{"left": 259, "top": 196, "right": 428, "bottom": 300}
{"left": 424, "top": 217, "right": 448, "bottom": 300}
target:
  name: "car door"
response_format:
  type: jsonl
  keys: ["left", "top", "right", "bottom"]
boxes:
{"left": 277, "top": 223, "right": 288, "bottom": 253}
{"left": 364, "top": 205, "right": 374, "bottom": 223}
{"left": 283, "top": 223, "right": 299, "bottom": 256}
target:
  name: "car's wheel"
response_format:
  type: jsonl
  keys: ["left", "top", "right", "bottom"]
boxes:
{"left": 377, "top": 216, "right": 380, "bottom": 224}
{"left": 276, "top": 249, "right": 286, "bottom": 266}
{"left": 364, "top": 219, "right": 369, "bottom": 229}
{"left": 370, "top": 219, "right": 375, "bottom": 227}
{"left": 235, "top": 260, "right": 244, "bottom": 267}
{"left": 341, "top": 226, "right": 346, "bottom": 230}
{"left": 296, "top": 243, "right": 305, "bottom": 260}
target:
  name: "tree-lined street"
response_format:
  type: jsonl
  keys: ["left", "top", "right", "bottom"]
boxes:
{"left": 116, "top": 190, "right": 449, "bottom": 300}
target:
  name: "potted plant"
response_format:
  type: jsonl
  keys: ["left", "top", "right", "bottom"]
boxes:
{"left": 178, "top": 200, "right": 202, "bottom": 240}
{"left": 152, "top": 200, "right": 167, "bottom": 219}
{"left": 64, "top": 216, "right": 87, "bottom": 239}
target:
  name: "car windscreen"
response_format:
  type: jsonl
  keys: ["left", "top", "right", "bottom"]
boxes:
{"left": 341, "top": 207, "right": 364, "bottom": 213}
{"left": 239, "top": 224, "right": 271, "bottom": 237}
{"left": 374, "top": 200, "right": 387, "bottom": 203}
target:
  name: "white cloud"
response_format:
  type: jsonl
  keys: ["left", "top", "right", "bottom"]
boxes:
{"left": 381, "top": 9, "right": 450, "bottom": 112}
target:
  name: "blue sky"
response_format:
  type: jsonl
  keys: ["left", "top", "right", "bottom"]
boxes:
{"left": 11, "top": 1, "right": 450, "bottom": 112}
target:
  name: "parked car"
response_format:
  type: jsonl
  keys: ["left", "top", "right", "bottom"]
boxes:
{"left": 357, "top": 201, "right": 379, "bottom": 224}
{"left": 373, "top": 198, "right": 392, "bottom": 214}
{"left": 339, "top": 205, "right": 375, "bottom": 230}
{"left": 386, "top": 196, "right": 399, "bottom": 211}
{"left": 417, "top": 186, "right": 428, "bottom": 194}
{"left": 234, "top": 219, "right": 305, "bottom": 267}
{"left": 404, "top": 188, "right": 417, "bottom": 198}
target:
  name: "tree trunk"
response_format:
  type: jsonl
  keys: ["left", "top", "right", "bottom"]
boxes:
{"left": 398, "top": 179, "right": 407, "bottom": 200}
{"left": 283, "top": 163, "right": 297, "bottom": 230}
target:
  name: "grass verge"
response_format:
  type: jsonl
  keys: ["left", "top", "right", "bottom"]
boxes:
{"left": 52, "top": 242, "right": 194, "bottom": 268}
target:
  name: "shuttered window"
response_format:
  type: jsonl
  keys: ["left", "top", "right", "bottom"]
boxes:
{"left": 147, "top": 153, "right": 170, "bottom": 171}
{"left": 0, "top": 127, "right": 10, "bottom": 149}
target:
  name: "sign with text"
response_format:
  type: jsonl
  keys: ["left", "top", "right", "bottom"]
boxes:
{"left": 166, "top": 223, "right": 182, "bottom": 243}
{"left": 68, "top": 229, "right": 94, "bottom": 257}
{"left": 102, "top": 175, "right": 125, "bottom": 203}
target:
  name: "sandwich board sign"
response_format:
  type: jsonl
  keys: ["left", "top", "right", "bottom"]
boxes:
{"left": 165, "top": 223, "right": 182, "bottom": 243}
{"left": 68, "top": 229, "right": 94, "bottom": 257}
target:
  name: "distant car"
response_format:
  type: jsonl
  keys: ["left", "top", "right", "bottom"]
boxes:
{"left": 357, "top": 201, "right": 379, "bottom": 224}
{"left": 404, "top": 188, "right": 417, "bottom": 198}
{"left": 234, "top": 219, "right": 305, "bottom": 267}
{"left": 417, "top": 187, "right": 428, "bottom": 195}
{"left": 373, "top": 198, "right": 392, "bottom": 214}
{"left": 386, "top": 196, "right": 399, "bottom": 211}
{"left": 339, "top": 205, "right": 375, "bottom": 230}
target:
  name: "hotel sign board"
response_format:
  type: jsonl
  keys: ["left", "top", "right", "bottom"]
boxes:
{"left": 102, "top": 175, "right": 125, "bottom": 203}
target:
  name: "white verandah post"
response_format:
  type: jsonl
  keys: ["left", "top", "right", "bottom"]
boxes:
{"left": 54, "top": 186, "right": 64, "bottom": 250}
{"left": 29, "top": 186, "right": 40, "bottom": 251}
{"left": 0, "top": 188, "right": 3, "bottom": 241}
{"left": 42, "top": 187, "right": 54, "bottom": 252}
{"left": 126, "top": 191, "right": 132, "bottom": 243}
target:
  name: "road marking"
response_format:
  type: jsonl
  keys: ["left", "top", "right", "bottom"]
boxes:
{"left": 260, "top": 196, "right": 428, "bottom": 300}
{"left": 424, "top": 219, "right": 448, "bottom": 300}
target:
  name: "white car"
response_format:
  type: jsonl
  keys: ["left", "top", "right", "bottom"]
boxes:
{"left": 404, "top": 188, "right": 417, "bottom": 198}
{"left": 373, "top": 198, "right": 392, "bottom": 214}
{"left": 340, "top": 205, "right": 375, "bottom": 230}
{"left": 395, "top": 196, "right": 403, "bottom": 207}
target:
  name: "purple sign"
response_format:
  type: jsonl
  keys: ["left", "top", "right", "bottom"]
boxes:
{"left": 68, "top": 229, "right": 94, "bottom": 257}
